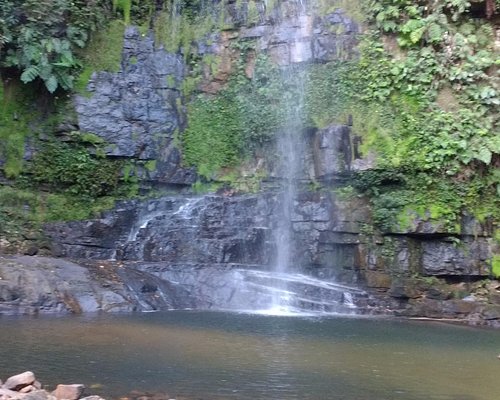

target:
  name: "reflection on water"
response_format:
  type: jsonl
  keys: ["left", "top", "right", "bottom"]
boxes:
{"left": 0, "top": 312, "right": 499, "bottom": 400}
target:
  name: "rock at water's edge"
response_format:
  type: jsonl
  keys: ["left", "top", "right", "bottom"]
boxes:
{"left": 3, "top": 371, "right": 35, "bottom": 391}
{"left": 52, "top": 384, "right": 85, "bottom": 400}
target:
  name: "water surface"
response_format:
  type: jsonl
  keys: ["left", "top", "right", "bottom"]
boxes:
{"left": 0, "top": 312, "right": 498, "bottom": 400}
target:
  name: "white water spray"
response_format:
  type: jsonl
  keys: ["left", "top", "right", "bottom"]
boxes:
{"left": 270, "top": 0, "right": 310, "bottom": 313}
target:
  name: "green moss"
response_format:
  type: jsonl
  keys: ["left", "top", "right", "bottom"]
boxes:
{"left": 182, "top": 54, "right": 303, "bottom": 178}
{"left": 396, "top": 206, "right": 415, "bottom": 231}
{"left": 315, "top": 0, "right": 366, "bottom": 24}
{"left": 77, "top": 132, "right": 105, "bottom": 145}
{"left": 27, "top": 141, "right": 125, "bottom": 197}
{"left": 203, "top": 54, "right": 222, "bottom": 77}
{"left": 0, "top": 81, "right": 36, "bottom": 178}
{"left": 155, "top": 11, "right": 187, "bottom": 53}
{"left": 492, "top": 255, "right": 500, "bottom": 278}
{"left": 247, "top": 0, "right": 260, "bottom": 25}
{"left": 181, "top": 75, "right": 202, "bottom": 97}
{"left": 144, "top": 160, "right": 157, "bottom": 172}
{"left": 0, "top": 185, "right": 118, "bottom": 240}
{"left": 332, "top": 185, "right": 356, "bottom": 201}
{"left": 75, "top": 20, "right": 125, "bottom": 95}
{"left": 183, "top": 94, "right": 241, "bottom": 179}
{"left": 113, "top": 0, "right": 132, "bottom": 25}
{"left": 166, "top": 75, "right": 176, "bottom": 87}
{"left": 192, "top": 179, "right": 222, "bottom": 194}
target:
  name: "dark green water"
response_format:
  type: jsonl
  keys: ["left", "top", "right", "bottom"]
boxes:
{"left": 0, "top": 312, "right": 499, "bottom": 400}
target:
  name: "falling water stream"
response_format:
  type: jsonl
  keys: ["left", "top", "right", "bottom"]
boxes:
{"left": 105, "top": 0, "right": 362, "bottom": 316}
{"left": 270, "top": 1, "right": 320, "bottom": 314}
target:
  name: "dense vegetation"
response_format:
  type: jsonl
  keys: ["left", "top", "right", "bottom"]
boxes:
{"left": 0, "top": 0, "right": 108, "bottom": 92}
{"left": 179, "top": 0, "right": 498, "bottom": 235}
{"left": 0, "top": 0, "right": 498, "bottom": 268}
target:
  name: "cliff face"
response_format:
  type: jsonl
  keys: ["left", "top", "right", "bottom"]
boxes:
{"left": 0, "top": 0, "right": 499, "bottom": 323}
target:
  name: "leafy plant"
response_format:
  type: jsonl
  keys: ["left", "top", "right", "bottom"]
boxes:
{"left": 28, "top": 141, "right": 125, "bottom": 197}
{"left": 0, "top": 0, "right": 109, "bottom": 92}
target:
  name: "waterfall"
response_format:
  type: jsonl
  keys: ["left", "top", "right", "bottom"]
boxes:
{"left": 102, "top": 0, "right": 368, "bottom": 315}
{"left": 116, "top": 197, "right": 203, "bottom": 261}
{"left": 269, "top": 0, "right": 310, "bottom": 313}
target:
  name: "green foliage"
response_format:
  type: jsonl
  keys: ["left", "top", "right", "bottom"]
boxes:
{"left": 183, "top": 94, "right": 241, "bottom": 179}
{"left": 75, "top": 20, "right": 125, "bottom": 95}
{"left": 492, "top": 255, "right": 500, "bottom": 278}
{"left": 352, "top": 167, "right": 499, "bottom": 232}
{"left": 321, "top": 0, "right": 498, "bottom": 232}
{"left": 0, "top": 185, "right": 117, "bottom": 239}
{"left": 296, "top": 1, "right": 499, "bottom": 231}
{"left": 27, "top": 141, "right": 125, "bottom": 198}
{"left": 191, "top": 179, "right": 223, "bottom": 194}
{"left": 347, "top": 0, "right": 499, "bottom": 172}
{"left": 247, "top": 0, "right": 260, "bottom": 25}
{"left": 315, "top": 0, "right": 367, "bottom": 23}
{"left": 304, "top": 62, "right": 355, "bottom": 128}
{"left": 332, "top": 185, "right": 356, "bottom": 201}
{"left": 0, "top": 0, "right": 109, "bottom": 92}
{"left": 0, "top": 81, "right": 36, "bottom": 178}
{"left": 113, "top": 0, "right": 132, "bottom": 25}
{"left": 154, "top": 0, "right": 221, "bottom": 56}
{"left": 183, "top": 54, "right": 301, "bottom": 178}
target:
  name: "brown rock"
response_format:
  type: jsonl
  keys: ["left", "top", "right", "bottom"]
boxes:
{"left": 3, "top": 371, "right": 36, "bottom": 391}
{"left": 489, "top": 292, "right": 500, "bottom": 305}
{"left": 389, "top": 280, "right": 421, "bottom": 299}
{"left": 19, "top": 386, "right": 35, "bottom": 394}
{"left": 482, "top": 305, "right": 500, "bottom": 320}
{"left": 33, "top": 383, "right": 41, "bottom": 391}
{"left": 365, "top": 271, "right": 392, "bottom": 289}
{"left": 51, "top": 385, "right": 84, "bottom": 400}
{"left": 444, "top": 299, "right": 478, "bottom": 315}
{"left": 245, "top": 50, "right": 256, "bottom": 79}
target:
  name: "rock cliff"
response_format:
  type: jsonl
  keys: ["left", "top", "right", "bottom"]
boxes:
{"left": 0, "top": 0, "right": 498, "bottom": 325}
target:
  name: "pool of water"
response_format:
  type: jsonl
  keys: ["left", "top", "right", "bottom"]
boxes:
{"left": 0, "top": 311, "right": 499, "bottom": 400}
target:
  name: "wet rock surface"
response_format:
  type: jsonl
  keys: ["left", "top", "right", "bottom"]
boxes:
{"left": 38, "top": 184, "right": 500, "bottom": 326}
{"left": 1, "top": 0, "right": 498, "bottom": 326}
{"left": 0, "top": 256, "right": 208, "bottom": 314}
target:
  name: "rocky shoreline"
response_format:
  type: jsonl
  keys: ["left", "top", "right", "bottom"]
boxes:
{"left": 0, "top": 372, "right": 196, "bottom": 400}
{"left": 0, "top": 371, "right": 101, "bottom": 400}
{"left": 0, "top": 254, "right": 499, "bottom": 328}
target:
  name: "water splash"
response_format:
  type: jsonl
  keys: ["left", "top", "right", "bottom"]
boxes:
{"left": 118, "top": 197, "right": 203, "bottom": 261}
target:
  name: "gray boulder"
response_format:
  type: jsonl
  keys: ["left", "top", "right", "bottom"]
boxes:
{"left": 3, "top": 372, "right": 35, "bottom": 391}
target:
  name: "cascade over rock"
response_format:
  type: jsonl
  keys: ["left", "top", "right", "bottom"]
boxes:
{"left": 0, "top": 0, "right": 498, "bottom": 325}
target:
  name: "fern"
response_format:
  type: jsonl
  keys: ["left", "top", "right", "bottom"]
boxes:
{"left": 1, "top": 0, "right": 107, "bottom": 92}
{"left": 427, "top": 23, "right": 442, "bottom": 44}
{"left": 20, "top": 65, "right": 40, "bottom": 83}
{"left": 44, "top": 75, "right": 58, "bottom": 93}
